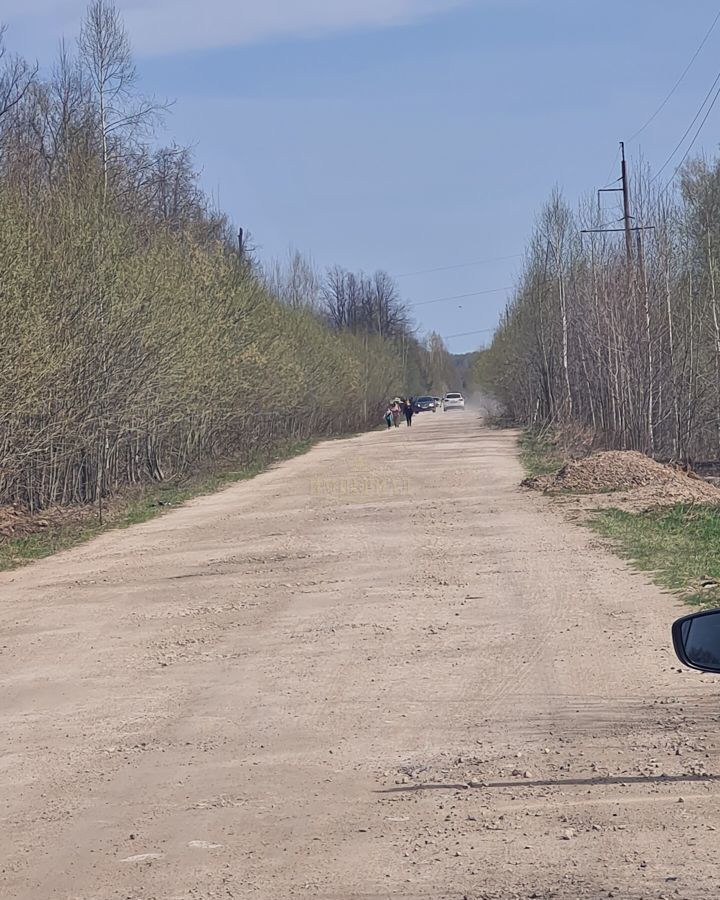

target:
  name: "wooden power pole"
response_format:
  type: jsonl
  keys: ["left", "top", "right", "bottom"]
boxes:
{"left": 620, "top": 141, "right": 633, "bottom": 268}
{"left": 582, "top": 142, "right": 653, "bottom": 270}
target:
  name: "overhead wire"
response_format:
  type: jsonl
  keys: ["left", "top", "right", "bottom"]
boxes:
{"left": 409, "top": 286, "right": 512, "bottom": 308}
{"left": 443, "top": 328, "right": 495, "bottom": 340}
{"left": 598, "top": 10, "right": 720, "bottom": 196}
{"left": 629, "top": 8, "right": 720, "bottom": 144}
{"left": 604, "top": 148, "right": 622, "bottom": 187}
{"left": 397, "top": 253, "right": 521, "bottom": 279}
{"left": 651, "top": 66, "right": 720, "bottom": 183}
{"left": 663, "top": 79, "right": 720, "bottom": 191}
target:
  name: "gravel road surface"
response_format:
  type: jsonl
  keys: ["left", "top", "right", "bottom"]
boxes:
{"left": 1, "top": 412, "right": 719, "bottom": 899}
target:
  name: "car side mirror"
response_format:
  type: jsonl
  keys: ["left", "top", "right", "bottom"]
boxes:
{"left": 672, "top": 609, "right": 720, "bottom": 673}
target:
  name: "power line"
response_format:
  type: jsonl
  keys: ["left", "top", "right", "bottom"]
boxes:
{"left": 664, "top": 79, "right": 720, "bottom": 189}
{"left": 443, "top": 328, "right": 495, "bottom": 340}
{"left": 397, "top": 253, "right": 521, "bottom": 278}
{"left": 410, "top": 286, "right": 512, "bottom": 308}
{"left": 651, "top": 66, "right": 720, "bottom": 183}
{"left": 604, "top": 147, "right": 622, "bottom": 187}
{"left": 629, "top": 8, "right": 720, "bottom": 144}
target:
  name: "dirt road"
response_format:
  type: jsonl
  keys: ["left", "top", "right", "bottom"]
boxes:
{"left": 1, "top": 413, "right": 719, "bottom": 899}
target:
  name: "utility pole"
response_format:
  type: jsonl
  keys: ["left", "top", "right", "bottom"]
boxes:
{"left": 581, "top": 144, "right": 657, "bottom": 454}
{"left": 620, "top": 141, "right": 633, "bottom": 268}
{"left": 238, "top": 227, "right": 244, "bottom": 260}
{"left": 582, "top": 141, "right": 653, "bottom": 266}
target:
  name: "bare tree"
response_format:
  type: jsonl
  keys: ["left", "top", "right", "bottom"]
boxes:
{"left": 78, "top": 0, "right": 163, "bottom": 202}
{"left": 321, "top": 266, "right": 409, "bottom": 339}
{"left": 0, "top": 26, "right": 36, "bottom": 122}
{"left": 265, "top": 249, "right": 322, "bottom": 309}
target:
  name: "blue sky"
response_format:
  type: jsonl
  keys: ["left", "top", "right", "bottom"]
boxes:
{"left": 5, "top": 1, "right": 720, "bottom": 352}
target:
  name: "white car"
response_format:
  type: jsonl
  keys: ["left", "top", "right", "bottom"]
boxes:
{"left": 443, "top": 392, "right": 465, "bottom": 411}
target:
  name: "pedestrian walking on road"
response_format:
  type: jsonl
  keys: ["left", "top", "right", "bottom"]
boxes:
{"left": 391, "top": 400, "right": 401, "bottom": 428}
{"left": 384, "top": 405, "right": 393, "bottom": 429}
{"left": 404, "top": 398, "right": 414, "bottom": 427}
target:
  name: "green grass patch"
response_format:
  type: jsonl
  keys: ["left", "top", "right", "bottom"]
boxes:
{"left": 0, "top": 522, "right": 106, "bottom": 570}
{"left": 0, "top": 438, "right": 315, "bottom": 573}
{"left": 519, "top": 430, "right": 564, "bottom": 478}
{"left": 588, "top": 504, "right": 720, "bottom": 607}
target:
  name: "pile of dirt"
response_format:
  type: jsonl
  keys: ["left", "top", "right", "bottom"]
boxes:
{"left": 525, "top": 450, "right": 720, "bottom": 507}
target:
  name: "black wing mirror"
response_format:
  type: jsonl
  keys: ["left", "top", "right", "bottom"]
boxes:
{"left": 672, "top": 609, "right": 720, "bottom": 673}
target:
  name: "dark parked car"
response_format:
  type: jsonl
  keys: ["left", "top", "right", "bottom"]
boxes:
{"left": 413, "top": 396, "right": 437, "bottom": 413}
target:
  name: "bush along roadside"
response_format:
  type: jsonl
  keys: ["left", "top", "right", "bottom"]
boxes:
{"left": 0, "top": 5, "right": 446, "bottom": 518}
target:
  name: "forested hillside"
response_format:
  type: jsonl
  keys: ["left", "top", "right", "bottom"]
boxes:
{"left": 479, "top": 163, "right": 720, "bottom": 462}
{"left": 0, "top": 3, "right": 455, "bottom": 513}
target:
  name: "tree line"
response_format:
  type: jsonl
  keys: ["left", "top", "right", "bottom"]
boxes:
{"left": 0, "top": 1, "right": 456, "bottom": 513}
{"left": 478, "top": 157, "right": 720, "bottom": 463}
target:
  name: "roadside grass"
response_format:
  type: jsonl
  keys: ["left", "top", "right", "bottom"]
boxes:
{"left": 588, "top": 505, "right": 720, "bottom": 608}
{"left": 0, "top": 522, "right": 106, "bottom": 571}
{"left": 0, "top": 438, "right": 314, "bottom": 573}
{"left": 519, "top": 430, "right": 563, "bottom": 478}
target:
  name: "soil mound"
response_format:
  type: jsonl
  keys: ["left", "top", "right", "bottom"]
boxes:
{"left": 525, "top": 450, "right": 720, "bottom": 507}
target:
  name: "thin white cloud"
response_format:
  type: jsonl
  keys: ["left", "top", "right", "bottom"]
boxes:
{"left": 3, "top": 0, "right": 474, "bottom": 57}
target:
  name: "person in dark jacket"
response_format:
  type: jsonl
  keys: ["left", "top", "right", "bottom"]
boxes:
{"left": 404, "top": 398, "right": 414, "bottom": 427}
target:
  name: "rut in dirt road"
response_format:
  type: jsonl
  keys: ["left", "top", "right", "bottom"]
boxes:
{"left": 1, "top": 412, "right": 719, "bottom": 899}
